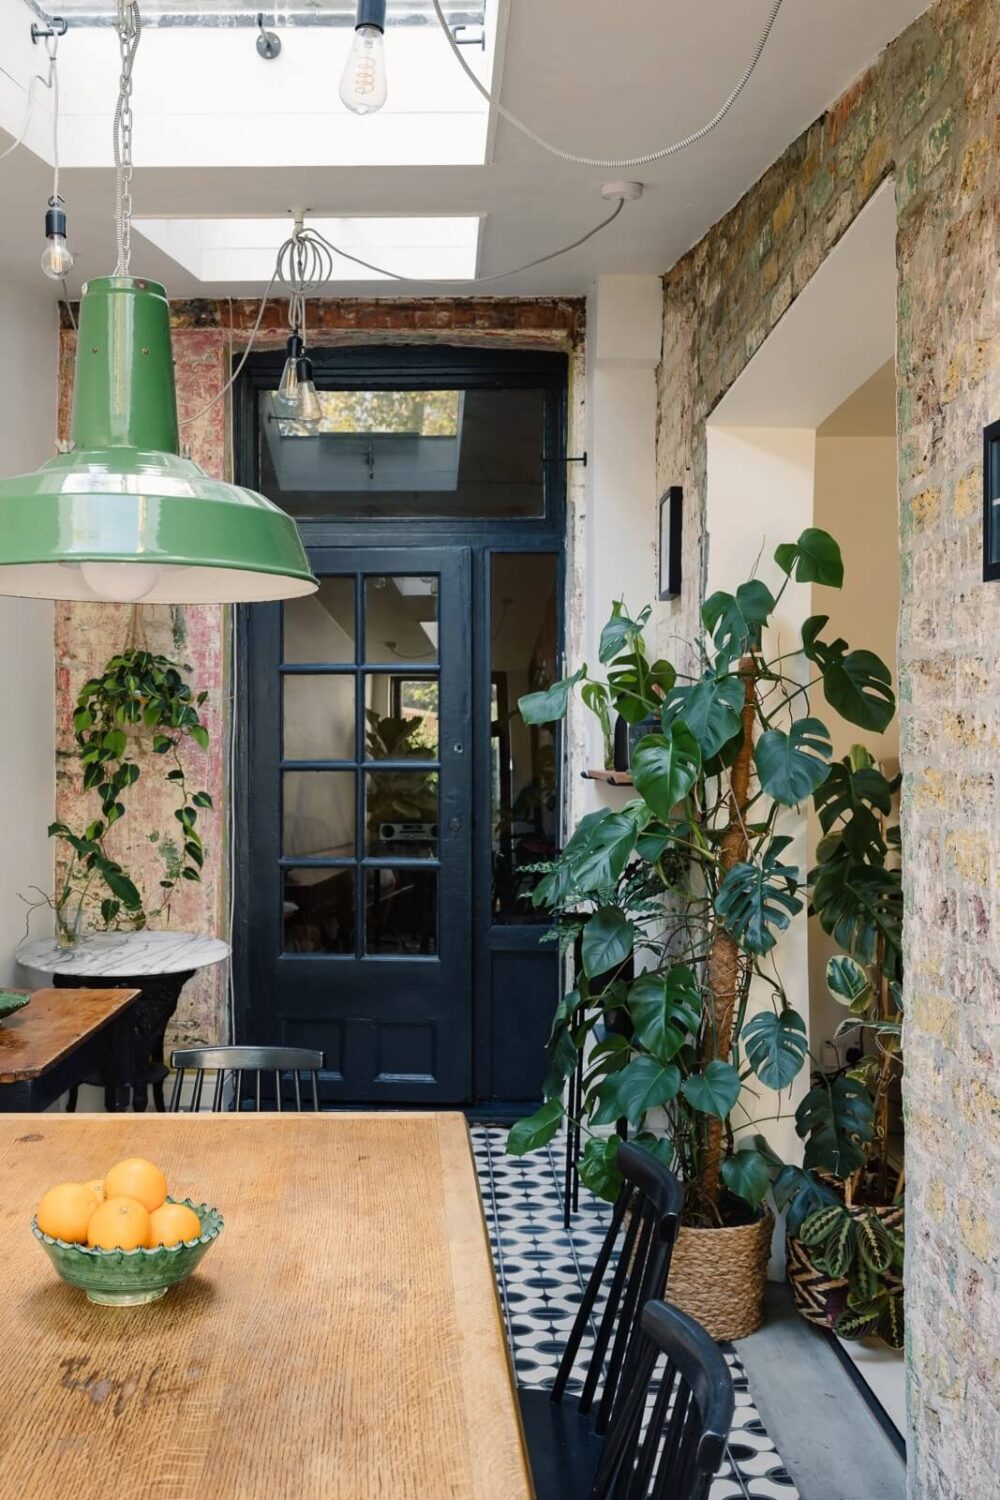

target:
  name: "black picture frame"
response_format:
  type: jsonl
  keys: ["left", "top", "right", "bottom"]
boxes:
{"left": 659, "top": 486, "right": 682, "bottom": 600}
{"left": 984, "top": 419, "right": 1000, "bottom": 582}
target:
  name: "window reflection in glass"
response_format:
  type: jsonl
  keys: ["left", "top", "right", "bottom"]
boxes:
{"left": 365, "top": 674, "right": 439, "bottom": 759}
{"left": 364, "top": 575, "right": 439, "bottom": 663}
{"left": 282, "top": 771, "right": 356, "bottom": 858}
{"left": 283, "top": 675, "right": 354, "bottom": 762}
{"left": 365, "top": 868, "right": 437, "bottom": 956}
{"left": 283, "top": 867, "right": 355, "bottom": 954}
{"left": 365, "top": 770, "right": 439, "bottom": 857}
{"left": 283, "top": 577, "right": 355, "bottom": 664}
{"left": 491, "top": 553, "right": 559, "bottom": 922}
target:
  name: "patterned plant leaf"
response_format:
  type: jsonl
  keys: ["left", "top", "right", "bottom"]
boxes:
{"left": 820, "top": 1214, "right": 857, "bottom": 1278}
{"left": 878, "top": 1293, "right": 905, "bottom": 1349}
{"left": 847, "top": 1257, "right": 880, "bottom": 1305}
{"left": 856, "top": 1211, "right": 894, "bottom": 1272}
{"left": 835, "top": 1306, "right": 880, "bottom": 1341}
{"left": 799, "top": 1202, "right": 847, "bottom": 1247}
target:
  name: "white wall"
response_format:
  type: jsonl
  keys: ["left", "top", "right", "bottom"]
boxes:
{"left": 0, "top": 287, "right": 57, "bottom": 986}
{"left": 808, "top": 424, "right": 899, "bottom": 1057}
{"left": 572, "top": 274, "right": 661, "bottom": 823}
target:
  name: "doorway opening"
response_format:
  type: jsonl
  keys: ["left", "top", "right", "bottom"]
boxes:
{"left": 232, "top": 344, "right": 567, "bottom": 1110}
{"left": 705, "top": 181, "right": 905, "bottom": 1434}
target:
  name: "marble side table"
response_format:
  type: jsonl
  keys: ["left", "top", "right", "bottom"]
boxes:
{"left": 16, "top": 932, "right": 230, "bottom": 1111}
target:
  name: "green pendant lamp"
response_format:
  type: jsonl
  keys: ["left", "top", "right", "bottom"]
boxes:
{"left": 0, "top": 276, "right": 317, "bottom": 603}
{"left": 0, "top": 1, "right": 316, "bottom": 606}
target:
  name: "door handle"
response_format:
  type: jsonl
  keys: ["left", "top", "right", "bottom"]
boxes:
{"left": 448, "top": 816, "right": 463, "bottom": 833}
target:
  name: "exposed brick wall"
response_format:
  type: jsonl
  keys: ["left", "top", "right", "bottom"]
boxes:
{"left": 55, "top": 297, "right": 584, "bottom": 1049}
{"left": 656, "top": 1, "right": 999, "bottom": 1492}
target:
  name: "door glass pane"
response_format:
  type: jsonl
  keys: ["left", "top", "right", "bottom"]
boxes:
{"left": 283, "top": 771, "right": 356, "bottom": 857}
{"left": 260, "top": 387, "right": 547, "bottom": 520}
{"left": 283, "top": 675, "right": 354, "bottom": 761}
{"left": 283, "top": 867, "right": 355, "bottom": 954}
{"left": 365, "top": 868, "right": 437, "bottom": 956}
{"left": 365, "top": 674, "right": 439, "bottom": 759}
{"left": 366, "top": 770, "right": 438, "bottom": 855}
{"left": 491, "top": 552, "right": 559, "bottom": 922}
{"left": 284, "top": 577, "right": 355, "bottom": 663}
{"left": 364, "top": 574, "right": 439, "bottom": 663}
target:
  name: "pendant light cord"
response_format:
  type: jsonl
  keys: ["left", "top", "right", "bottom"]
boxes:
{"left": 113, "top": 0, "right": 142, "bottom": 277}
{"left": 0, "top": 33, "right": 59, "bottom": 164}
{"left": 430, "top": 0, "right": 785, "bottom": 169}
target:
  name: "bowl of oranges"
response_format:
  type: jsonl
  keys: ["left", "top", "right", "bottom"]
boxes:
{"left": 32, "top": 1156, "right": 223, "bottom": 1306}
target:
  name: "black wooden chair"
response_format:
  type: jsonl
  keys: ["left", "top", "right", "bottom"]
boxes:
{"left": 168, "top": 1045, "right": 323, "bottom": 1112}
{"left": 593, "top": 1300, "right": 735, "bottom": 1500}
{"left": 519, "top": 1142, "right": 684, "bottom": 1500}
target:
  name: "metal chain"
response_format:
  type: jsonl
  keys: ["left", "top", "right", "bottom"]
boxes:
{"left": 113, "top": 0, "right": 142, "bottom": 276}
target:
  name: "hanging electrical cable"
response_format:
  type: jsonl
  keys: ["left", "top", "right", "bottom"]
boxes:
{"left": 430, "top": 0, "right": 785, "bottom": 170}
{"left": 40, "top": 31, "right": 74, "bottom": 282}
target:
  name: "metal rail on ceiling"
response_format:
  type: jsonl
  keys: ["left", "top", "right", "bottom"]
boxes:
{"left": 24, "top": 0, "right": 485, "bottom": 28}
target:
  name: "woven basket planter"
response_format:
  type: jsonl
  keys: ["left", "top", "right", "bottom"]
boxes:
{"left": 668, "top": 1211, "right": 773, "bottom": 1341}
{"left": 786, "top": 1200, "right": 904, "bottom": 1330}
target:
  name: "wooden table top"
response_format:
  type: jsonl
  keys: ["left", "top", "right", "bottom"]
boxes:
{"left": 0, "top": 1112, "right": 534, "bottom": 1500}
{"left": 0, "top": 988, "right": 141, "bottom": 1083}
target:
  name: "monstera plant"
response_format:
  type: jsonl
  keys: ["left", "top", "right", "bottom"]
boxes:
{"left": 505, "top": 528, "right": 898, "bottom": 1333}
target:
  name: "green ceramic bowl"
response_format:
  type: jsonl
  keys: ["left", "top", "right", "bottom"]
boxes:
{"left": 0, "top": 990, "right": 29, "bottom": 1020}
{"left": 32, "top": 1198, "right": 223, "bottom": 1306}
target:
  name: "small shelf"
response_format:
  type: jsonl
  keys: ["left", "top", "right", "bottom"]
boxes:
{"left": 581, "top": 768, "right": 634, "bottom": 786}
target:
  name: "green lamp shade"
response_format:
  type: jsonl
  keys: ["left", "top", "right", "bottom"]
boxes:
{"left": 0, "top": 276, "right": 317, "bottom": 604}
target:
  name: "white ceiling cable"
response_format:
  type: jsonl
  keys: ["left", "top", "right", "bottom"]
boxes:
{"left": 430, "top": 0, "right": 786, "bottom": 169}
{"left": 0, "top": 31, "right": 58, "bottom": 163}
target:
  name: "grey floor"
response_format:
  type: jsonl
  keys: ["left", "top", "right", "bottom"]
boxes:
{"left": 735, "top": 1285, "right": 906, "bottom": 1500}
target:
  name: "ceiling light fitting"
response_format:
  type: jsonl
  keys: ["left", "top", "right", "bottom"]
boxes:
{"left": 340, "top": 0, "right": 388, "bottom": 115}
{"left": 0, "top": 0, "right": 316, "bottom": 606}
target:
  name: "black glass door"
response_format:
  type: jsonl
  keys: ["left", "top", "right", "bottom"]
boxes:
{"left": 242, "top": 548, "right": 472, "bottom": 1102}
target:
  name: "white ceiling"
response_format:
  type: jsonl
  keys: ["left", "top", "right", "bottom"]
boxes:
{"left": 0, "top": 0, "right": 929, "bottom": 300}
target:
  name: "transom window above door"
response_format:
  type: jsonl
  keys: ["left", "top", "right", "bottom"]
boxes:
{"left": 259, "top": 385, "right": 548, "bottom": 519}
{"left": 281, "top": 573, "right": 442, "bottom": 960}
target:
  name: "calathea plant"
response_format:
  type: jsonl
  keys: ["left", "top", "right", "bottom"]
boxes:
{"left": 33, "top": 648, "right": 213, "bottom": 940}
{"left": 788, "top": 742, "right": 904, "bottom": 1345}
{"left": 506, "top": 528, "right": 895, "bottom": 1233}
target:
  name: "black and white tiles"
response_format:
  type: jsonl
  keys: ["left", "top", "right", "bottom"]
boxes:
{"left": 471, "top": 1126, "right": 799, "bottom": 1500}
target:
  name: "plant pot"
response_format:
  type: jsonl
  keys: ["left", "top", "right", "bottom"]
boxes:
{"left": 786, "top": 1199, "right": 904, "bottom": 1331}
{"left": 668, "top": 1211, "right": 773, "bottom": 1341}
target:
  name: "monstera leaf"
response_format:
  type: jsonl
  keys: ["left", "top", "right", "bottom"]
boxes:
{"left": 754, "top": 717, "right": 832, "bottom": 806}
{"left": 681, "top": 1060, "right": 742, "bottom": 1119}
{"left": 507, "top": 1097, "right": 563, "bottom": 1155}
{"left": 796, "top": 1075, "right": 874, "bottom": 1177}
{"left": 580, "top": 906, "right": 635, "bottom": 978}
{"left": 774, "top": 528, "right": 844, "bottom": 587}
{"left": 721, "top": 1148, "right": 772, "bottom": 1210}
{"left": 592, "top": 1056, "right": 682, "bottom": 1127}
{"left": 743, "top": 1008, "right": 809, "bottom": 1090}
{"left": 519, "top": 665, "right": 585, "bottom": 725}
{"left": 630, "top": 723, "right": 701, "bottom": 819}
{"left": 599, "top": 602, "right": 652, "bottom": 664}
{"left": 568, "top": 812, "right": 638, "bottom": 894}
{"left": 627, "top": 967, "right": 701, "bottom": 1064}
{"left": 702, "top": 580, "right": 775, "bottom": 658}
{"left": 660, "top": 672, "right": 745, "bottom": 759}
{"left": 813, "top": 755, "right": 895, "bottom": 860}
{"left": 811, "top": 857, "right": 902, "bottom": 971}
{"left": 801, "top": 618, "right": 895, "bottom": 733}
{"left": 715, "top": 837, "right": 803, "bottom": 954}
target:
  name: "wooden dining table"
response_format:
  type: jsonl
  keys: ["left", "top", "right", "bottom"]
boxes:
{"left": 0, "top": 1111, "right": 534, "bottom": 1500}
{"left": 0, "top": 987, "right": 141, "bottom": 1111}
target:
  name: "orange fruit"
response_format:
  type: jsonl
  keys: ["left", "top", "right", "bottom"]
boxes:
{"left": 87, "top": 1196, "right": 151, "bottom": 1251}
{"left": 84, "top": 1178, "right": 105, "bottom": 1202}
{"left": 148, "top": 1202, "right": 202, "bottom": 1248}
{"left": 103, "top": 1157, "right": 168, "bottom": 1213}
{"left": 36, "top": 1182, "right": 101, "bottom": 1243}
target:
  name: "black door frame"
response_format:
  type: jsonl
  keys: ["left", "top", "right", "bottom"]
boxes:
{"left": 232, "top": 343, "right": 569, "bottom": 1107}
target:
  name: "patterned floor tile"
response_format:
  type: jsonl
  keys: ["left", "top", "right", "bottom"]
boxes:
{"left": 471, "top": 1126, "right": 800, "bottom": 1498}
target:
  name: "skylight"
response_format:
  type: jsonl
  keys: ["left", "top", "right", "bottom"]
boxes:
{"left": 8, "top": 2, "right": 498, "bottom": 168}
{"left": 133, "top": 216, "right": 481, "bottom": 282}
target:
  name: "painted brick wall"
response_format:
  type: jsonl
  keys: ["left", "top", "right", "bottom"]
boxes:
{"left": 655, "top": 0, "right": 999, "bottom": 1493}
{"left": 55, "top": 298, "right": 583, "bottom": 1050}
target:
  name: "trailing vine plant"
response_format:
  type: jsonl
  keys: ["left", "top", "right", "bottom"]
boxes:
{"left": 36, "top": 648, "right": 213, "bottom": 939}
